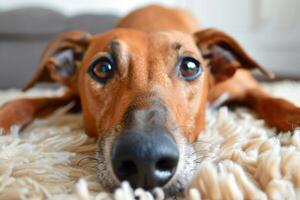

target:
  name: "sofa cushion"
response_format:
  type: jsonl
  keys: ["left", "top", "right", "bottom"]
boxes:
{"left": 0, "top": 7, "right": 66, "bottom": 37}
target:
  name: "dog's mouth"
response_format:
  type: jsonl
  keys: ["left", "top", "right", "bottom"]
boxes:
{"left": 95, "top": 125, "right": 198, "bottom": 196}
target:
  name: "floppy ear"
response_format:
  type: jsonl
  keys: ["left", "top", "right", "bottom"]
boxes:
{"left": 193, "top": 28, "right": 274, "bottom": 82}
{"left": 23, "top": 31, "right": 92, "bottom": 91}
{"left": 0, "top": 31, "right": 91, "bottom": 134}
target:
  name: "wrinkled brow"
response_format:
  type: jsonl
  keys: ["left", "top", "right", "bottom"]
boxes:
{"left": 107, "top": 40, "right": 129, "bottom": 75}
{"left": 107, "top": 40, "right": 128, "bottom": 65}
{"left": 173, "top": 42, "right": 182, "bottom": 51}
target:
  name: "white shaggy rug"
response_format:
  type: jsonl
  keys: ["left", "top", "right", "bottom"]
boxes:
{"left": 0, "top": 81, "right": 300, "bottom": 200}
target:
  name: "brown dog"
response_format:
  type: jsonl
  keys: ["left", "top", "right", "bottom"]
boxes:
{"left": 1, "top": 5, "right": 300, "bottom": 195}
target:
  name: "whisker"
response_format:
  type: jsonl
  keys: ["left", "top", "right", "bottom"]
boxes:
{"left": 85, "top": 166, "right": 98, "bottom": 170}
{"left": 194, "top": 154, "right": 216, "bottom": 160}
{"left": 190, "top": 168, "right": 201, "bottom": 172}
{"left": 191, "top": 140, "right": 211, "bottom": 145}
{"left": 194, "top": 157, "right": 216, "bottom": 163}
{"left": 190, "top": 149, "right": 210, "bottom": 155}
{"left": 171, "top": 125, "right": 190, "bottom": 132}
{"left": 76, "top": 156, "right": 97, "bottom": 166}
{"left": 193, "top": 158, "right": 208, "bottom": 162}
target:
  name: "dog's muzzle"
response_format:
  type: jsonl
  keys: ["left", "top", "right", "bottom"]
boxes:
{"left": 96, "top": 97, "right": 197, "bottom": 195}
{"left": 111, "top": 128, "right": 179, "bottom": 190}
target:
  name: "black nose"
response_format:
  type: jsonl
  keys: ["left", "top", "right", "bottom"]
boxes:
{"left": 111, "top": 128, "right": 179, "bottom": 190}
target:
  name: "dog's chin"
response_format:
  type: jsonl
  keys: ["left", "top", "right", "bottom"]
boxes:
{"left": 95, "top": 126, "right": 198, "bottom": 197}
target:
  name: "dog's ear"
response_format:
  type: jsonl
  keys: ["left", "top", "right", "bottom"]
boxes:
{"left": 193, "top": 28, "right": 274, "bottom": 82}
{"left": 23, "top": 31, "right": 92, "bottom": 91}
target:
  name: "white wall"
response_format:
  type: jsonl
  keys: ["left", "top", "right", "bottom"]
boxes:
{"left": 0, "top": 0, "right": 176, "bottom": 15}
{"left": 1, "top": 0, "right": 299, "bottom": 77}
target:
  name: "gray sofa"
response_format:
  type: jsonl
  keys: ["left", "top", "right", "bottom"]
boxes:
{"left": 0, "top": 7, "right": 119, "bottom": 89}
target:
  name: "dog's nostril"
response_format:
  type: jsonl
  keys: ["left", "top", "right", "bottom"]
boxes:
{"left": 118, "top": 160, "right": 137, "bottom": 177}
{"left": 156, "top": 157, "right": 177, "bottom": 172}
{"left": 155, "top": 157, "right": 177, "bottom": 181}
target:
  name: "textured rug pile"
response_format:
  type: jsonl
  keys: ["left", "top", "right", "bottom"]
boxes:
{"left": 0, "top": 81, "right": 300, "bottom": 200}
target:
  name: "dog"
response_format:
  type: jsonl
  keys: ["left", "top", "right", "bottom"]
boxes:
{"left": 1, "top": 4, "right": 300, "bottom": 196}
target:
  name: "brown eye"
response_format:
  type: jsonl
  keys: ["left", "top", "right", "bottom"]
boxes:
{"left": 178, "top": 57, "right": 202, "bottom": 81}
{"left": 88, "top": 56, "right": 115, "bottom": 84}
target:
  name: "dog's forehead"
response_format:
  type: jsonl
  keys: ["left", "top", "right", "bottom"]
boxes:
{"left": 89, "top": 29, "right": 199, "bottom": 56}
{"left": 148, "top": 31, "right": 199, "bottom": 51}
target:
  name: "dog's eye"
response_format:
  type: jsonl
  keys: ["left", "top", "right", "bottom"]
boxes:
{"left": 88, "top": 56, "right": 115, "bottom": 84}
{"left": 178, "top": 57, "right": 202, "bottom": 81}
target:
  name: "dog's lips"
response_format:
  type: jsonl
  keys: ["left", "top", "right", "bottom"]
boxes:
{"left": 95, "top": 132, "right": 121, "bottom": 191}
{"left": 160, "top": 130, "right": 198, "bottom": 195}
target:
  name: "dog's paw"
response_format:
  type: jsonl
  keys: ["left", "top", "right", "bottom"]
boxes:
{"left": 0, "top": 100, "right": 29, "bottom": 134}
{"left": 258, "top": 97, "right": 300, "bottom": 132}
{"left": 0, "top": 107, "right": 16, "bottom": 134}
{"left": 281, "top": 108, "right": 300, "bottom": 132}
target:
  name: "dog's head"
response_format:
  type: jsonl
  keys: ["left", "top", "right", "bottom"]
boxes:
{"left": 24, "top": 28, "right": 272, "bottom": 195}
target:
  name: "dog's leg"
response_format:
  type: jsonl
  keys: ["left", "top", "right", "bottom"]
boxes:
{"left": 209, "top": 70, "right": 300, "bottom": 132}
{"left": 0, "top": 92, "right": 75, "bottom": 133}
{"left": 246, "top": 89, "right": 300, "bottom": 132}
